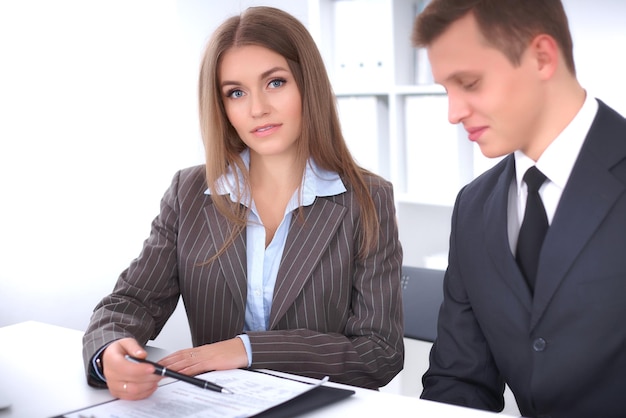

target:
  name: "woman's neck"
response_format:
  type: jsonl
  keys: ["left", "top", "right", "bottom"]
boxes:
{"left": 248, "top": 152, "right": 304, "bottom": 246}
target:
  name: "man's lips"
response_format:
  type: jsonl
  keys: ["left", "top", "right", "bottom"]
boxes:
{"left": 466, "top": 126, "right": 487, "bottom": 142}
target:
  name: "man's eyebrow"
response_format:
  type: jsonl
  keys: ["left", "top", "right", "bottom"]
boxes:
{"left": 442, "top": 71, "right": 479, "bottom": 83}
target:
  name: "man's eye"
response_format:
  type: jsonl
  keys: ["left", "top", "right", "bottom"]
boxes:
{"left": 463, "top": 80, "right": 479, "bottom": 90}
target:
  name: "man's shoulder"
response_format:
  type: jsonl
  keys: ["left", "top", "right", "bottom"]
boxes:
{"left": 465, "top": 156, "right": 512, "bottom": 193}
{"left": 591, "top": 99, "right": 626, "bottom": 142}
{"left": 596, "top": 99, "right": 626, "bottom": 123}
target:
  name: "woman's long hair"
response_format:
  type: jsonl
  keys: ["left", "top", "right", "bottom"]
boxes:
{"left": 198, "top": 6, "right": 379, "bottom": 260}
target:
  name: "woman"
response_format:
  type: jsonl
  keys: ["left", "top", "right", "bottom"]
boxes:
{"left": 83, "top": 6, "right": 403, "bottom": 401}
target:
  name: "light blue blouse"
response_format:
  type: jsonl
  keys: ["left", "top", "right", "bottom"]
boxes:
{"left": 206, "top": 149, "right": 346, "bottom": 364}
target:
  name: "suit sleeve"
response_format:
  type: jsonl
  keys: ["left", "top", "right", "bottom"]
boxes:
{"left": 246, "top": 180, "right": 404, "bottom": 389}
{"left": 420, "top": 186, "right": 505, "bottom": 411}
{"left": 82, "top": 170, "right": 184, "bottom": 385}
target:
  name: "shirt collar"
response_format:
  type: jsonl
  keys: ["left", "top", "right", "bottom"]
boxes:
{"left": 205, "top": 148, "right": 252, "bottom": 204}
{"left": 514, "top": 92, "right": 598, "bottom": 192}
{"left": 204, "top": 148, "right": 346, "bottom": 209}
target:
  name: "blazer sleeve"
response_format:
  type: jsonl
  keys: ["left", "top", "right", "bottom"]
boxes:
{"left": 82, "top": 168, "right": 188, "bottom": 384}
{"left": 246, "top": 178, "right": 405, "bottom": 389}
{"left": 420, "top": 186, "right": 505, "bottom": 411}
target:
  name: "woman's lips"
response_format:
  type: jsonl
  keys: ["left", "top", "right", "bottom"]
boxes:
{"left": 252, "top": 124, "right": 280, "bottom": 137}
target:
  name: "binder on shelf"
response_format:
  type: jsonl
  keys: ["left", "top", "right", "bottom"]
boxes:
{"left": 404, "top": 95, "right": 463, "bottom": 207}
{"left": 414, "top": 47, "right": 433, "bottom": 85}
{"left": 332, "top": 0, "right": 393, "bottom": 89}
{"left": 337, "top": 95, "right": 387, "bottom": 175}
{"left": 413, "top": 0, "right": 434, "bottom": 85}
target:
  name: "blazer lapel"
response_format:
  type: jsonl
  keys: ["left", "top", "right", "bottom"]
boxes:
{"left": 204, "top": 202, "right": 247, "bottom": 314}
{"left": 484, "top": 156, "right": 533, "bottom": 309}
{"left": 530, "top": 102, "right": 626, "bottom": 330}
{"left": 268, "top": 197, "right": 347, "bottom": 329}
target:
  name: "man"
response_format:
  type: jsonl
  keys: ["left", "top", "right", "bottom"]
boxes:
{"left": 412, "top": 1, "right": 626, "bottom": 417}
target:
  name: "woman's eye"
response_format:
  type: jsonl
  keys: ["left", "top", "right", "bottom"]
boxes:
{"left": 226, "top": 89, "right": 244, "bottom": 99}
{"left": 268, "top": 78, "right": 286, "bottom": 89}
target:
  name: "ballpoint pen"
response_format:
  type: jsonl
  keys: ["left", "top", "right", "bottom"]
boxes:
{"left": 125, "top": 355, "right": 234, "bottom": 394}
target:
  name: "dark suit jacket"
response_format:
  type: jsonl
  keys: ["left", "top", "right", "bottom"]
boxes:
{"left": 421, "top": 100, "right": 626, "bottom": 418}
{"left": 83, "top": 165, "right": 404, "bottom": 389}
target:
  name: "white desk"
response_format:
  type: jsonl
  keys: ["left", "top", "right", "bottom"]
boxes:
{"left": 0, "top": 321, "right": 517, "bottom": 417}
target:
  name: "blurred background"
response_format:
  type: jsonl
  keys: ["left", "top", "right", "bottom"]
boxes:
{"left": 1, "top": 2, "right": 624, "bottom": 407}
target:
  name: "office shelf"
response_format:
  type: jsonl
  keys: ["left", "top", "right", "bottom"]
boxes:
{"left": 308, "top": 0, "right": 499, "bottom": 265}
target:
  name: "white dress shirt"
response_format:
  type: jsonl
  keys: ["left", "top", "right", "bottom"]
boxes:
{"left": 507, "top": 93, "right": 598, "bottom": 253}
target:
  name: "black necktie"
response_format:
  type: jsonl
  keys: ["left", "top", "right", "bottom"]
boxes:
{"left": 516, "top": 166, "right": 548, "bottom": 292}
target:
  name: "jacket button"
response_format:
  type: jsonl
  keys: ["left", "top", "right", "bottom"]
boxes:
{"left": 533, "top": 338, "right": 547, "bottom": 352}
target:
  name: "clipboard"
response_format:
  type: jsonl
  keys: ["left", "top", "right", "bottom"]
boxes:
{"left": 253, "top": 384, "right": 355, "bottom": 417}
{"left": 55, "top": 368, "right": 355, "bottom": 418}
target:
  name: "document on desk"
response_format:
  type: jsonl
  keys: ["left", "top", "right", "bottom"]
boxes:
{"left": 60, "top": 369, "right": 351, "bottom": 418}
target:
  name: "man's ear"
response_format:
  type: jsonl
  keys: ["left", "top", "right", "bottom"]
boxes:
{"left": 530, "top": 34, "right": 559, "bottom": 80}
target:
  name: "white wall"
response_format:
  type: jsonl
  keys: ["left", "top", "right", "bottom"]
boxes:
{"left": 565, "top": 0, "right": 626, "bottom": 115}
{"left": 0, "top": 0, "right": 305, "bottom": 347}
{"left": 0, "top": 0, "right": 193, "bottom": 332}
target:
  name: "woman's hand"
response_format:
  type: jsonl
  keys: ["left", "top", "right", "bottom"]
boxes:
{"left": 102, "top": 338, "right": 162, "bottom": 400}
{"left": 158, "top": 337, "right": 248, "bottom": 376}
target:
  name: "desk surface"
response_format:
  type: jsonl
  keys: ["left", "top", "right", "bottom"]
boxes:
{"left": 0, "top": 321, "right": 516, "bottom": 417}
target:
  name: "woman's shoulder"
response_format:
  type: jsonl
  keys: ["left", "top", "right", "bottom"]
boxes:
{"left": 177, "top": 164, "right": 206, "bottom": 178}
{"left": 171, "top": 164, "right": 208, "bottom": 194}
{"left": 356, "top": 171, "right": 394, "bottom": 194}
{"left": 334, "top": 171, "right": 394, "bottom": 203}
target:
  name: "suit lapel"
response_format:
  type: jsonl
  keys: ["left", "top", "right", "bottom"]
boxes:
{"left": 531, "top": 103, "right": 626, "bottom": 330}
{"left": 269, "top": 197, "right": 347, "bottom": 329}
{"left": 484, "top": 156, "right": 533, "bottom": 309}
{"left": 204, "top": 203, "right": 247, "bottom": 314}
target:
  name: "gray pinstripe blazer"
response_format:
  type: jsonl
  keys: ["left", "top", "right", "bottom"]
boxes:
{"left": 83, "top": 164, "right": 404, "bottom": 389}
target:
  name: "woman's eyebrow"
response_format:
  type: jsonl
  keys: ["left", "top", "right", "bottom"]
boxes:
{"left": 221, "top": 66, "right": 289, "bottom": 88}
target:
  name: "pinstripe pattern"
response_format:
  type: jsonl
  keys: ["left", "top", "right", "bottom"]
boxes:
{"left": 83, "top": 165, "right": 404, "bottom": 389}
